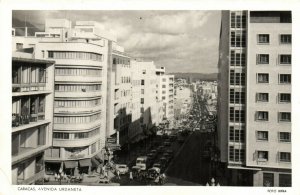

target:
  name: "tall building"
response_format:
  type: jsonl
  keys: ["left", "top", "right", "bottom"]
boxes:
{"left": 11, "top": 51, "right": 55, "bottom": 184}
{"left": 13, "top": 19, "right": 114, "bottom": 175}
{"left": 218, "top": 11, "right": 292, "bottom": 186}
{"left": 156, "top": 67, "right": 175, "bottom": 122}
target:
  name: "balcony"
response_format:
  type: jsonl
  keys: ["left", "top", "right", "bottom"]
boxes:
{"left": 54, "top": 120, "right": 101, "bottom": 131}
{"left": 12, "top": 145, "right": 49, "bottom": 165}
{"left": 55, "top": 105, "right": 102, "bottom": 114}
{"left": 55, "top": 75, "right": 102, "bottom": 83}
{"left": 55, "top": 91, "right": 102, "bottom": 98}
{"left": 53, "top": 136, "right": 100, "bottom": 147}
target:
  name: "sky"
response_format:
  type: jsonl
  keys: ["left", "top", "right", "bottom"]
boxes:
{"left": 12, "top": 10, "right": 221, "bottom": 73}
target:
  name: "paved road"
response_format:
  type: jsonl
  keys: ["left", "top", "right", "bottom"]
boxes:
{"left": 166, "top": 131, "right": 211, "bottom": 185}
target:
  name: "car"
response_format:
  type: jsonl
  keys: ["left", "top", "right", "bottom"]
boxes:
{"left": 150, "top": 150, "right": 158, "bottom": 155}
{"left": 164, "top": 141, "right": 171, "bottom": 147}
{"left": 147, "top": 167, "right": 161, "bottom": 179}
{"left": 162, "top": 153, "right": 172, "bottom": 162}
{"left": 115, "top": 164, "right": 129, "bottom": 175}
{"left": 166, "top": 149, "right": 174, "bottom": 157}
{"left": 152, "top": 163, "right": 162, "bottom": 170}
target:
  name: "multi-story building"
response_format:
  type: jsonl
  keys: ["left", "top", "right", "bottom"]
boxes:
{"left": 218, "top": 10, "right": 291, "bottom": 186}
{"left": 13, "top": 19, "right": 114, "bottom": 175}
{"left": 107, "top": 43, "right": 133, "bottom": 147}
{"left": 11, "top": 51, "right": 55, "bottom": 184}
{"left": 156, "top": 67, "right": 175, "bottom": 122}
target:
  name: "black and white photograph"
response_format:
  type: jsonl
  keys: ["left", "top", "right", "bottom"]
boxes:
{"left": 0, "top": 1, "right": 299, "bottom": 195}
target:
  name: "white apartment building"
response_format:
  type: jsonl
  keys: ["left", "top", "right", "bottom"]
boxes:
{"left": 218, "top": 11, "right": 291, "bottom": 186}
{"left": 156, "top": 67, "right": 175, "bottom": 122}
{"left": 12, "top": 51, "right": 55, "bottom": 184}
{"left": 13, "top": 19, "right": 114, "bottom": 175}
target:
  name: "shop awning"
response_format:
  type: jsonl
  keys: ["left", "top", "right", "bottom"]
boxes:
{"left": 64, "top": 161, "right": 78, "bottom": 169}
{"left": 79, "top": 159, "right": 91, "bottom": 167}
{"left": 91, "top": 157, "right": 100, "bottom": 167}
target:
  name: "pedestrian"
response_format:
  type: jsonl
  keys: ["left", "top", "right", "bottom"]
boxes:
{"left": 104, "top": 170, "right": 108, "bottom": 179}
{"left": 129, "top": 171, "right": 133, "bottom": 181}
{"left": 54, "top": 173, "right": 58, "bottom": 181}
{"left": 116, "top": 170, "right": 120, "bottom": 180}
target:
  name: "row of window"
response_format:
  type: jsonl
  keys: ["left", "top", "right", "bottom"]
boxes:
{"left": 256, "top": 151, "right": 291, "bottom": 162}
{"left": 54, "top": 84, "right": 101, "bottom": 92}
{"left": 257, "top": 131, "right": 291, "bottom": 142}
{"left": 256, "top": 93, "right": 291, "bottom": 103}
{"left": 54, "top": 98, "right": 102, "bottom": 108}
{"left": 55, "top": 68, "right": 102, "bottom": 76}
{"left": 230, "top": 70, "right": 245, "bottom": 86}
{"left": 256, "top": 73, "right": 291, "bottom": 84}
{"left": 54, "top": 113, "right": 101, "bottom": 124}
{"left": 257, "top": 54, "right": 291, "bottom": 65}
{"left": 229, "top": 126, "right": 245, "bottom": 142}
{"left": 48, "top": 51, "right": 103, "bottom": 61}
{"left": 12, "top": 64, "right": 46, "bottom": 84}
{"left": 229, "top": 89, "right": 245, "bottom": 104}
{"left": 112, "top": 56, "right": 130, "bottom": 66}
{"left": 121, "top": 76, "right": 131, "bottom": 84}
{"left": 256, "top": 111, "right": 291, "bottom": 122}
{"left": 229, "top": 107, "right": 245, "bottom": 123}
{"left": 229, "top": 147, "right": 245, "bottom": 162}
{"left": 258, "top": 34, "right": 292, "bottom": 44}
{"left": 53, "top": 127, "right": 100, "bottom": 140}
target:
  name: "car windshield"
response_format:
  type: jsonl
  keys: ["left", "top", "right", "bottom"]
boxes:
{"left": 136, "top": 159, "right": 145, "bottom": 164}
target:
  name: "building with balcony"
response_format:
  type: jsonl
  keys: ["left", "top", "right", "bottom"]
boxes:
{"left": 217, "top": 10, "right": 291, "bottom": 186}
{"left": 12, "top": 19, "right": 114, "bottom": 175}
{"left": 11, "top": 52, "right": 55, "bottom": 184}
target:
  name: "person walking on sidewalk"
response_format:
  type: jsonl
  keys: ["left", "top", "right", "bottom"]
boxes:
{"left": 116, "top": 170, "right": 120, "bottom": 180}
{"left": 129, "top": 171, "right": 133, "bottom": 182}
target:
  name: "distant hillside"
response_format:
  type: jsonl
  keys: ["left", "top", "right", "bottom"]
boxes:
{"left": 169, "top": 72, "right": 218, "bottom": 81}
{"left": 12, "top": 18, "right": 42, "bottom": 36}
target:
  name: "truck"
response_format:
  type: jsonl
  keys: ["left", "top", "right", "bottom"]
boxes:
{"left": 136, "top": 156, "right": 150, "bottom": 171}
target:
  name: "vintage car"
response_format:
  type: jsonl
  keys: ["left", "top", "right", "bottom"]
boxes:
{"left": 147, "top": 167, "right": 161, "bottom": 180}
{"left": 115, "top": 164, "right": 129, "bottom": 175}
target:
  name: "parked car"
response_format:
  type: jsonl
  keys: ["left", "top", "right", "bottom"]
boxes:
{"left": 152, "top": 163, "right": 162, "bottom": 170}
{"left": 147, "top": 167, "right": 160, "bottom": 179}
{"left": 115, "top": 164, "right": 129, "bottom": 175}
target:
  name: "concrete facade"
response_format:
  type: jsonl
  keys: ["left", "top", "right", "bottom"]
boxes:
{"left": 218, "top": 11, "right": 292, "bottom": 186}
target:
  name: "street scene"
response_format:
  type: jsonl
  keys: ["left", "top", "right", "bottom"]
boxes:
{"left": 10, "top": 10, "right": 291, "bottom": 187}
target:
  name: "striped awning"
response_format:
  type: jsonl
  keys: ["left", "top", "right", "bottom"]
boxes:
{"left": 79, "top": 159, "right": 91, "bottom": 167}
{"left": 64, "top": 161, "right": 78, "bottom": 169}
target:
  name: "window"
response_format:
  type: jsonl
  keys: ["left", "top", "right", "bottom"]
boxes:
{"left": 142, "top": 70, "right": 146, "bottom": 74}
{"left": 141, "top": 80, "right": 145, "bottom": 85}
{"left": 280, "top": 34, "right": 291, "bottom": 44}
{"left": 230, "top": 89, "right": 246, "bottom": 104}
{"left": 140, "top": 107, "right": 144, "bottom": 113}
{"left": 230, "top": 70, "right": 245, "bottom": 86}
{"left": 279, "top": 55, "right": 291, "bottom": 65}
{"left": 258, "top": 34, "right": 269, "bottom": 44}
{"left": 140, "top": 98, "right": 144, "bottom": 104}
{"left": 279, "top": 112, "right": 291, "bottom": 122}
{"left": 279, "top": 174, "right": 291, "bottom": 187}
{"left": 279, "top": 93, "right": 291, "bottom": 103}
{"left": 162, "top": 85, "right": 166, "bottom": 88}
{"left": 53, "top": 132, "right": 69, "bottom": 139}
{"left": 257, "top": 131, "right": 268, "bottom": 141}
{"left": 257, "top": 54, "right": 269, "bottom": 64}
{"left": 257, "top": 151, "right": 268, "bottom": 161}
{"left": 229, "top": 107, "right": 245, "bottom": 122}
{"left": 257, "top": 73, "right": 269, "bottom": 83}
{"left": 230, "top": 51, "right": 246, "bottom": 66}
{"left": 256, "top": 111, "right": 268, "bottom": 121}
{"left": 47, "top": 51, "right": 102, "bottom": 61}
{"left": 279, "top": 74, "right": 291, "bottom": 84}
{"left": 229, "top": 146, "right": 245, "bottom": 162}
{"left": 279, "top": 152, "right": 291, "bottom": 162}
{"left": 229, "top": 126, "right": 245, "bottom": 142}
{"left": 256, "top": 93, "right": 269, "bottom": 102}
{"left": 279, "top": 132, "right": 291, "bottom": 142}
{"left": 263, "top": 173, "right": 274, "bottom": 187}
{"left": 162, "top": 96, "right": 166, "bottom": 100}
{"left": 162, "top": 78, "right": 166, "bottom": 82}
{"left": 141, "top": 89, "right": 144, "bottom": 94}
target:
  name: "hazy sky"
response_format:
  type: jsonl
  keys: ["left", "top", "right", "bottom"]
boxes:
{"left": 13, "top": 10, "right": 221, "bottom": 73}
